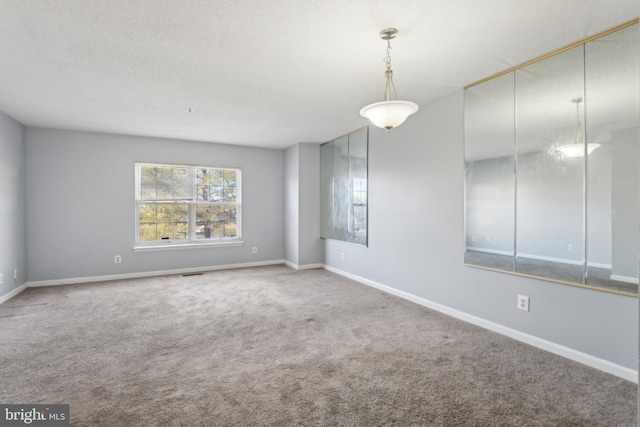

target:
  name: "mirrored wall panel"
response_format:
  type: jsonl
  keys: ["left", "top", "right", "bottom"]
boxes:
{"left": 515, "top": 44, "right": 586, "bottom": 283}
{"left": 321, "top": 127, "right": 368, "bottom": 246}
{"left": 585, "top": 24, "right": 640, "bottom": 294}
{"left": 464, "top": 21, "right": 639, "bottom": 296}
{"left": 464, "top": 73, "right": 516, "bottom": 272}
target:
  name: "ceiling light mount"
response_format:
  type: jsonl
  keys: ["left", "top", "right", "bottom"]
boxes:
{"left": 360, "top": 27, "right": 419, "bottom": 132}
{"left": 379, "top": 27, "right": 398, "bottom": 41}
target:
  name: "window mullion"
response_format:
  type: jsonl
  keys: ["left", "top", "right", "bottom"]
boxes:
{"left": 188, "top": 168, "right": 196, "bottom": 242}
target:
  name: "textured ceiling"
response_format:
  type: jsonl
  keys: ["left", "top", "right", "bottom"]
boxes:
{"left": 0, "top": 1, "right": 637, "bottom": 149}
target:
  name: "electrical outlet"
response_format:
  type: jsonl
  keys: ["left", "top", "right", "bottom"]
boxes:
{"left": 517, "top": 295, "right": 530, "bottom": 312}
{"left": 471, "top": 235, "right": 476, "bottom": 242}
{"left": 486, "top": 236, "right": 491, "bottom": 242}
{"left": 340, "top": 253, "right": 345, "bottom": 261}
{"left": 568, "top": 244, "right": 573, "bottom": 252}
{"left": 0, "top": 273, "right": 3, "bottom": 284}
{"left": 14, "top": 269, "right": 17, "bottom": 280}
{"left": 114, "top": 255, "right": 122, "bottom": 264}
{"left": 252, "top": 247, "right": 258, "bottom": 254}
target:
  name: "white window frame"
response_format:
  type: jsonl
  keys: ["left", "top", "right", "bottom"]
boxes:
{"left": 134, "top": 162, "right": 242, "bottom": 250}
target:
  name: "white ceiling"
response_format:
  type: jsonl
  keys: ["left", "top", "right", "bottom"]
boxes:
{"left": 0, "top": 1, "right": 637, "bottom": 149}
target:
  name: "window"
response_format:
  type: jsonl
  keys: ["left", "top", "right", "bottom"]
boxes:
{"left": 320, "top": 127, "right": 368, "bottom": 246}
{"left": 135, "top": 163, "right": 241, "bottom": 247}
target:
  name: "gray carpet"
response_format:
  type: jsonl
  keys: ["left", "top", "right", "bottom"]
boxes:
{"left": 0, "top": 265, "right": 636, "bottom": 426}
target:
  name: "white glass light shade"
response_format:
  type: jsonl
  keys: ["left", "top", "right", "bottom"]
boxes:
{"left": 359, "top": 100, "right": 419, "bottom": 131}
{"left": 556, "top": 143, "right": 601, "bottom": 158}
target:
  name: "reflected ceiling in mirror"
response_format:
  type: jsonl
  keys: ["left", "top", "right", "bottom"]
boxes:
{"left": 463, "top": 20, "right": 639, "bottom": 297}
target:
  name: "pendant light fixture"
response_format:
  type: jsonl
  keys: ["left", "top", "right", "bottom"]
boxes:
{"left": 556, "top": 98, "right": 600, "bottom": 158}
{"left": 360, "top": 28, "right": 419, "bottom": 132}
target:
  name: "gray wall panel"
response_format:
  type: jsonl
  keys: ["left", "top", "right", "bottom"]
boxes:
{"left": 0, "top": 112, "right": 26, "bottom": 298}
{"left": 297, "top": 144, "right": 322, "bottom": 266}
{"left": 26, "top": 128, "right": 284, "bottom": 281}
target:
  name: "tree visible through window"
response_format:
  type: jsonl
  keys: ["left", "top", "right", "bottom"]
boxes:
{"left": 135, "top": 163, "right": 241, "bottom": 246}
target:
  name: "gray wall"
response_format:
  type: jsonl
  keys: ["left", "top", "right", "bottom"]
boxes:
{"left": 0, "top": 112, "right": 27, "bottom": 297}
{"left": 284, "top": 144, "right": 299, "bottom": 266}
{"left": 324, "top": 90, "right": 638, "bottom": 370}
{"left": 284, "top": 143, "right": 322, "bottom": 268}
{"left": 297, "top": 144, "right": 322, "bottom": 266}
{"left": 26, "top": 128, "right": 284, "bottom": 282}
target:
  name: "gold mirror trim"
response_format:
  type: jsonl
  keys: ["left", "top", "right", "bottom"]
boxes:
{"left": 465, "top": 18, "right": 639, "bottom": 89}
{"left": 464, "top": 264, "right": 638, "bottom": 298}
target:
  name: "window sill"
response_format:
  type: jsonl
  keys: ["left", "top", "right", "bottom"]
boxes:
{"left": 134, "top": 240, "right": 244, "bottom": 252}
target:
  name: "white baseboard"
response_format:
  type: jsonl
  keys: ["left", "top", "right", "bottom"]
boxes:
{"left": 588, "top": 261, "right": 612, "bottom": 269}
{"left": 0, "top": 283, "right": 28, "bottom": 305}
{"left": 610, "top": 274, "right": 639, "bottom": 285}
{"left": 466, "top": 247, "right": 514, "bottom": 256}
{"left": 27, "top": 259, "right": 286, "bottom": 288}
{"left": 283, "top": 260, "right": 323, "bottom": 271}
{"left": 517, "top": 252, "right": 584, "bottom": 266}
{"left": 323, "top": 264, "right": 637, "bottom": 383}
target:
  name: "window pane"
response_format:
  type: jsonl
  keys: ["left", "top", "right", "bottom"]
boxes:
{"left": 195, "top": 205, "right": 212, "bottom": 223}
{"left": 211, "top": 206, "right": 238, "bottom": 239}
{"left": 195, "top": 205, "right": 214, "bottom": 239}
{"left": 223, "top": 170, "right": 236, "bottom": 187}
{"left": 196, "top": 168, "right": 208, "bottom": 186}
{"left": 196, "top": 185, "right": 209, "bottom": 201}
{"left": 156, "top": 167, "right": 174, "bottom": 199}
{"left": 139, "top": 224, "right": 157, "bottom": 242}
{"left": 141, "top": 166, "right": 157, "bottom": 185}
{"left": 224, "top": 220, "right": 238, "bottom": 238}
{"left": 139, "top": 204, "right": 157, "bottom": 222}
{"left": 174, "top": 222, "right": 188, "bottom": 240}
{"left": 210, "top": 186, "right": 224, "bottom": 202}
{"left": 174, "top": 204, "right": 188, "bottom": 222}
{"left": 156, "top": 223, "right": 172, "bottom": 240}
{"left": 157, "top": 204, "right": 173, "bottom": 222}
{"left": 209, "top": 169, "right": 224, "bottom": 185}
{"left": 173, "top": 168, "right": 188, "bottom": 198}
{"left": 141, "top": 184, "right": 157, "bottom": 199}
{"left": 155, "top": 167, "right": 189, "bottom": 200}
{"left": 195, "top": 205, "right": 238, "bottom": 239}
{"left": 223, "top": 186, "right": 237, "bottom": 202}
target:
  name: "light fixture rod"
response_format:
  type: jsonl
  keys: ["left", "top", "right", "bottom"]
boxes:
{"left": 572, "top": 97, "right": 583, "bottom": 144}
{"left": 381, "top": 28, "right": 398, "bottom": 102}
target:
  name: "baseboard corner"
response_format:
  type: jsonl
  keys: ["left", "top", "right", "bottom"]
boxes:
{"left": 284, "top": 260, "right": 323, "bottom": 270}
{"left": 0, "top": 282, "right": 29, "bottom": 305}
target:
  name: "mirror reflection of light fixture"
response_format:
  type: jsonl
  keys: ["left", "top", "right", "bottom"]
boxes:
{"left": 359, "top": 28, "right": 419, "bottom": 132}
{"left": 556, "top": 97, "right": 600, "bottom": 158}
